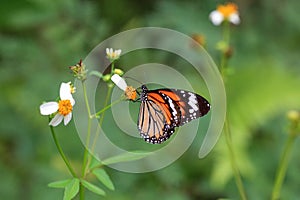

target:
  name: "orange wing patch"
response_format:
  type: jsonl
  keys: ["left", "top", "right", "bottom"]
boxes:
{"left": 147, "top": 93, "right": 173, "bottom": 125}
{"left": 158, "top": 90, "right": 181, "bottom": 101}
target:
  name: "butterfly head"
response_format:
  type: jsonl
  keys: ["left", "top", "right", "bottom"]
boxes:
{"left": 141, "top": 85, "right": 148, "bottom": 91}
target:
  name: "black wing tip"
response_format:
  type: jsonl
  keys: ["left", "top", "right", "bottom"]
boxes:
{"left": 196, "top": 95, "right": 211, "bottom": 116}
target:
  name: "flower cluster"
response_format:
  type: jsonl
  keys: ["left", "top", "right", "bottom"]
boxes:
{"left": 209, "top": 2, "right": 240, "bottom": 26}
{"left": 39, "top": 48, "right": 125, "bottom": 199}
{"left": 69, "top": 59, "right": 87, "bottom": 81}
{"left": 106, "top": 48, "right": 122, "bottom": 61}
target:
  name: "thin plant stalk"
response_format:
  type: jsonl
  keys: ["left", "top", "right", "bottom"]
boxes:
{"left": 80, "top": 81, "right": 93, "bottom": 200}
{"left": 49, "top": 125, "right": 77, "bottom": 178}
{"left": 271, "top": 127, "right": 297, "bottom": 200}
{"left": 81, "top": 81, "right": 93, "bottom": 176}
{"left": 221, "top": 20, "right": 247, "bottom": 200}
{"left": 224, "top": 118, "right": 247, "bottom": 200}
{"left": 91, "top": 86, "right": 113, "bottom": 154}
{"left": 93, "top": 98, "right": 123, "bottom": 118}
{"left": 80, "top": 60, "right": 121, "bottom": 199}
{"left": 82, "top": 86, "right": 114, "bottom": 177}
{"left": 110, "top": 62, "right": 115, "bottom": 74}
{"left": 220, "top": 21, "right": 230, "bottom": 76}
{"left": 79, "top": 183, "right": 85, "bottom": 200}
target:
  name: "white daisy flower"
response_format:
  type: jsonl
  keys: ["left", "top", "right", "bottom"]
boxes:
{"left": 209, "top": 3, "right": 240, "bottom": 26}
{"left": 40, "top": 82, "right": 75, "bottom": 126}
{"left": 106, "top": 48, "right": 122, "bottom": 60}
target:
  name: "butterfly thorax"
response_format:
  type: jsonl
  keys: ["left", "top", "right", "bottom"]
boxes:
{"left": 140, "top": 85, "right": 149, "bottom": 102}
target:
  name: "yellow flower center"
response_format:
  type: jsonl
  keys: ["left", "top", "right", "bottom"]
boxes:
{"left": 58, "top": 100, "right": 73, "bottom": 116}
{"left": 111, "top": 52, "right": 118, "bottom": 59}
{"left": 217, "top": 3, "right": 238, "bottom": 18}
{"left": 125, "top": 86, "right": 137, "bottom": 101}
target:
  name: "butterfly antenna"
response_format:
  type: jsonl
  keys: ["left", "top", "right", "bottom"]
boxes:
{"left": 123, "top": 76, "right": 144, "bottom": 85}
{"left": 123, "top": 76, "right": 143, "bottom": 99}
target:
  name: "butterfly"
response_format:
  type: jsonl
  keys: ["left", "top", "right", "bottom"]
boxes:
{"left": 125, "top": 84, "right": 211, "bottom": 144}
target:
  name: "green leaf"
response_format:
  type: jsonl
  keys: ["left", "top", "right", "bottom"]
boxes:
{"left": 48, "top": 179, "right": 72, "bottom": 188}
{"left": 92, "top": 168, "right": 115, "bottom": 191}
{"left": 81, "top": 180, "right": 106, "bottom": 196}
{"left": 63, "top": 178, "right": 79, "bottom": 200}
{"left": 89, "top": 70, "right": 103, "bottom": 78}
{"left": 90, "top": 156, "right": 102, "bottom": 169}
{"left": 101, "top": 151, "right": 151, "bottom": 166}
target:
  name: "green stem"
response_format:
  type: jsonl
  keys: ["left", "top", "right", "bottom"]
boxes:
{"left": 93, "top": 98, "right": 123, "bottom": 118}
{"left": 111, "top": 62, "right": 115, "bottom": 74}
{"left": 81, "top": 116, "right": 92, "bottom": 178}
{"left": 79, "top": 183, "right": 85, "bottom": 200}
{"left": 220, "top": 20, "right": 231, "bottom": 77}
{"left": 91, "top": 86, "right": 113, "bottom": 154}
{"left": 81, "top": 81, "right": 92, "bottom": 175}
{"left": 82, "top": 81, "right": 92, "bottom": 118}
{"left": 49, "top": 125, "right": 77, "bottom": 177}
{"left": 224, "top": 119, "right": 248, "bottom": 200}
{"left": 271, "top": 131, "right": 297, "bottom": 200}
{"left": 80, "top": 81, "right": 93, "bottom": 200}
{"left": 220, "top": 20, "right": 247, "bottom": 200}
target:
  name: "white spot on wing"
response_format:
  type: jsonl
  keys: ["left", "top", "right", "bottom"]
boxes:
{"left": 188, "top": 93, "right": 199, "bottom": 112}
{"left": 169, "top": 98, "right": 176, "bottom": 112}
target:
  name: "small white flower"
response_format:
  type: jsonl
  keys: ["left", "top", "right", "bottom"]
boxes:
{"left": 209, "top": 3, "right": 240, "bottom": 26}
{"left": 40, "top": 82, "right": 75, "bottom": 126}
{"left": 228, "top": 13, "right": 240, "bottom": 25}
{"left": 209, "top": 11, "right": 224, "bottom": 26}
{"left": 111, "top": 74, "right": 127, "bottom": 91}
{"left": 106, "top": 48, "right": 122, "bottom": 60}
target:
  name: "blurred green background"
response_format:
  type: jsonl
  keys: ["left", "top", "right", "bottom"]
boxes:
{"left": 1, "top": 0, "right": 300, "bottom": 199}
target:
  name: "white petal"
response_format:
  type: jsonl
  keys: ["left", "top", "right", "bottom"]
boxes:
{"left": 64, "top": 112, "right": 72, "bottom": 125}
{"left": 106, "top": 48, "right": 110, "bottom": 55}
{"left": 109, "top": 48, "right": 113, "bottom": 55}
{"left": 49, "top": 114, "right": 63, "bottom": 126}
{"left": 111, "top": 74, "right": 127, "bottom": 91}
{"left": 59, "top": 82, "right": 75, "bottom": 105}
{"left": 209, "top": 11, "right": 224, "bottom": 26}
{"left": 229, "top": 13, "right": 240, "bottom": 25}
{"left": 40, "top": 102, "right": 58, "bottom": 115}
{"left": 60, "top": 82, "right": 71, "bottom": 99}
{"left": 116, "top": 49, "right": 121, "bottom": 56}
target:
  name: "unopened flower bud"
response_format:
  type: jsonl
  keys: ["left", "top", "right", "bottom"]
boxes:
{"left": 102, "top": 74, "right": 111, "bottom": 82}
{"left": 113, "top": 68, "right": 124, "bottom": 76}
{"left": 287, "top": 110, "right": 300, "bottom": 122}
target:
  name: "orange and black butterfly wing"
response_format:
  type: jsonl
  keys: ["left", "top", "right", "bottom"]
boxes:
{"left": 138, "top": 88, "right": 181, "bottom": 144}
{"left": 157, "top": 89, "right": 211, "bottom": 126}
